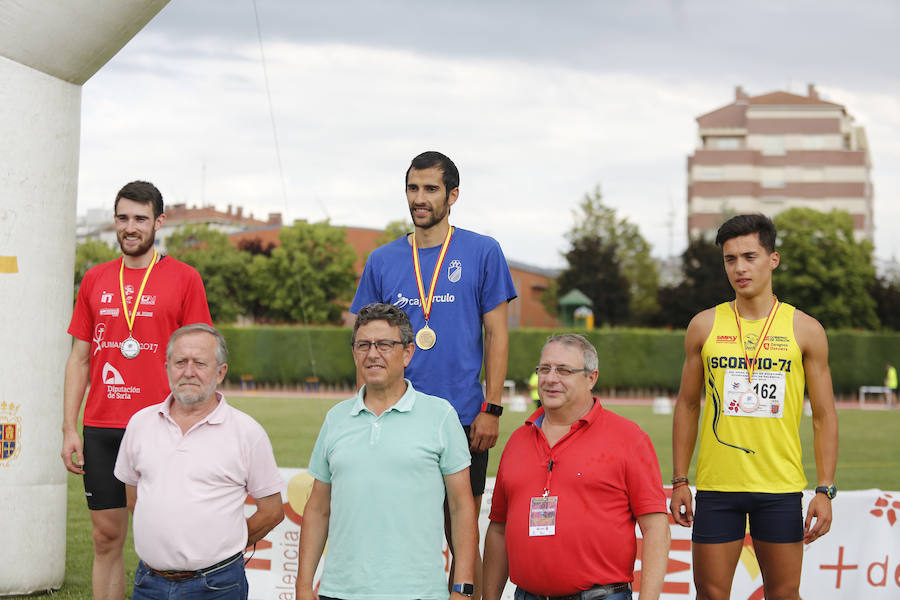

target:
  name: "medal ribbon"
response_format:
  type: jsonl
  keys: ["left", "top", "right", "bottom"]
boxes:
{"left": 732, "top": 296, "right": 780, "bottom": 386}
{"left": 119, "top": 250, "right": 158, "bottom": 334}
{"left": 411, "top": 227, "right": 454, "bottom": 323}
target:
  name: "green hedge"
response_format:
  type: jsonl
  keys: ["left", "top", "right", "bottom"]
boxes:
{"left": 507, "top": 328, "right": 685, "bottom": 391}
{"left": 218, "top": 325, "right": 900, "bottom": 395}
{"left": 219, "top": 326, "right": 355, "bottom": 385}
{"left": 826, "top": 330, "right": 900, "bottom": 394}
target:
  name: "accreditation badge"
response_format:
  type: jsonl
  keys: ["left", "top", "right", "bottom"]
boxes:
{"left": 723, "top": 369, "right": 786, "bottom": 418}
{"left": 529, "top": 496, "right": 558, "bottom": 536}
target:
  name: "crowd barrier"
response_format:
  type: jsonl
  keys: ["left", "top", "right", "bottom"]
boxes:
{"left": 244, "top": 469, "right": 900, "bottom": 599}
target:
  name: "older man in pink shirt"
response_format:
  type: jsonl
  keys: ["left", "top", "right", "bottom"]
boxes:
{"left": 115, "top": 323, "right": 284, "bottom": 598}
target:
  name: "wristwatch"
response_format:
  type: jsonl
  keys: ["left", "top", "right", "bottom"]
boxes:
{"left": 815, "top": 484, "right": 837, "bottom": 499}
{"left": 451, "top": 583, "right": 475, "bottom": 597}
{"left": 481, "top": 401, "right": 503, "bottom": 417}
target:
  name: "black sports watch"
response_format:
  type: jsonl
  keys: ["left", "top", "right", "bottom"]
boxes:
{"left": 815, "top": 484, "right": 837, "bottom": 499}
{"left": 451, "top": 583, "right": 475, "bottom": 596}
{"left": 481, "top": 401, "right": 503, "bottom": 417}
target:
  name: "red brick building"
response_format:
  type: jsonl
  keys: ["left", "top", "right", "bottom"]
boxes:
{"left": 90, "top": 203, "right": 282, "bottom": 251}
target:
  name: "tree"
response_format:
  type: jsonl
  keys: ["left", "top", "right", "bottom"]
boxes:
{"left": 556, "top": 186, "right": 659, "bottom": 324}
{"left": 557, "top": 235, "right": 630, "bottom": 326}
{"left": 237, "top": 237, "right": 276, "bottom": 257}
{"left": 375, "top": 219, "right": 413, "bottom": 247}
{"left": 366, "top": 219, "right": 414, "bottom": 262}
{"left": 870, "top": 276, "right": 900, "bottom": 331}
{"left": 253, "top": 220, "right": 358, "bottom": 324}
{"left": 166, "top": 224, "right": 251, "bottom": 323}
{"left": 74, "top": 239, "right": 119, "bottom": 300}
{"left": 773, "top": 208, "right": 878, "bottom": 329}
{"left": 653, "top": 238, "right": 733, "bottom": 328}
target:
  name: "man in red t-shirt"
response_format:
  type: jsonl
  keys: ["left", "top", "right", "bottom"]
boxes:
{"left": 484, "top": 334, "right": 670, "bottom": 600}
{"left": 61, "top": 181, "right": 211, "bottom": 600}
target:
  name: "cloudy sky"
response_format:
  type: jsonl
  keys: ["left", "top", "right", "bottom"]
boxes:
{"left": 77, "top": 0, "right": 900, "bottom": 269}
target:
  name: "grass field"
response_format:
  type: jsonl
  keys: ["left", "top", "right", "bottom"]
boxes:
{"left": 12, "top": 397, "right": 900, "bottom": 599}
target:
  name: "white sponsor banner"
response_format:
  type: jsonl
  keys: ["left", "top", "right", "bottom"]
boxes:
{"left": 246, "top": 470, "right": 900, "bottom": 599}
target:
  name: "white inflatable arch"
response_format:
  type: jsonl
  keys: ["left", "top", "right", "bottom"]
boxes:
{"left": 0, "top": 1, "right": 170, "bottom": 593}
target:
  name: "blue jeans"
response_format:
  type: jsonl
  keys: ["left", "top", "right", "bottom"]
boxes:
{"left": 514, "top": 587, "right": 632, "bottom": 600}
{"left": 132, "top": 557, "right": 248, "bottom": 599}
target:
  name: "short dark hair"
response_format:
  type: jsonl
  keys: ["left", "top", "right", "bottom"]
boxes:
{"left": 353, "top": 303, "right": 414, "bottom": 345}
{"left": 405, "top": 151, "right": 459, "bottom": 199}
{"left": 115, "top": 181, "right": 164, "bottom": 219}
{"left": 167, "top": 323, "right": 228, "bottom": 366}
{"left": 715, "top": 214, "right": 776, "bottom": 253}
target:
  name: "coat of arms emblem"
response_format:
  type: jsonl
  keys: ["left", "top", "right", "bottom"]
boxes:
{"left": 0, "top": 402, "right": 22, "bottom": 466}
{"left": 448, "top": 260, "right": 462, "bottom": 283}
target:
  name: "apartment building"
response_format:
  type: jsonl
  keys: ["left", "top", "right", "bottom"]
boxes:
{"left": 687, "top": 84, "right": 872, "bottom": 241}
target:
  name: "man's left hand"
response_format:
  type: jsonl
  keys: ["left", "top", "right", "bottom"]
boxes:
{"left": 469, "top": 411, "right": 499, "bottom": 452}
{"left": 804, "top": 493, "right": 833, "bottom": 544}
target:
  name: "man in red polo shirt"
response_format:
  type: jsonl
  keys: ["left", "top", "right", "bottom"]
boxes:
{"left": 484, "top": 334, "right": 670, "bottom": 600}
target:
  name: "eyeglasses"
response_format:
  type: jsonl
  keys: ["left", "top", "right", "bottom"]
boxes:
{"left": 534, "top": 365, "right": 592, "bottom": 377}
{"left": 352, "top": 339, "right": 406, "bottom": 354}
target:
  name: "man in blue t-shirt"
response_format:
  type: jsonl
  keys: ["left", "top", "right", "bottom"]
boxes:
{"left": 351, "top": 151, "right": 517, "bottom": 599}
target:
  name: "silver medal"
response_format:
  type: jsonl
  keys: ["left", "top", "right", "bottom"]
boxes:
{"left": 121, "top": 336, "right": 140, "bottom": 359}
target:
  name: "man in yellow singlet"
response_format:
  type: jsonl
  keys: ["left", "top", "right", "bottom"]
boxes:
{"left": 670, "top": 214, "right": 838, "bottom": 600}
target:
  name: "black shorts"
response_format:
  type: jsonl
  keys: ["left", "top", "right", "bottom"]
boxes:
{"left": 82, "top": 426, "right": 127, "bottom": 510}
{"left": 692, "top": 490, "right": 803, "bottom": 544}
{"left": 463, "top": 425, "right": 488, "bottom": 497}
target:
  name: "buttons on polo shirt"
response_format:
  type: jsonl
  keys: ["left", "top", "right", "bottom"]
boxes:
{"left": 370, "top": 420, "right": 382, "bottom": 445}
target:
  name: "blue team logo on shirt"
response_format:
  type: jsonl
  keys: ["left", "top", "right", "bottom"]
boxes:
{"left": 447, "top": 260, "right": 462, "bottom": 283}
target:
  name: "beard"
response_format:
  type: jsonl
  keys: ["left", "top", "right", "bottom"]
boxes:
{"left": 409, "top": 199, "right": 450, "bottom": 230}
{"left": 172, "top": 378, "right": 216, "bottom": 407}
{"left": 118, "top": 230, "right": 156, "bottom": 256}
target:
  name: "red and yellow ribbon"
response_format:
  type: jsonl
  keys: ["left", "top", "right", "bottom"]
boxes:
{"left": 733, "top": 296, "right": 780, "bottom": 385}
{"left": 411, "top": 227, "right": 454, "bottom": 323}
{"left": 119, "top": 250, "right": 158, "bottom": 334}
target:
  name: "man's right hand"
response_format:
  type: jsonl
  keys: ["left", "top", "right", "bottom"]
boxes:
{"left": 295, "top": 587, "right": 316, "bottom": 600}
{"left": 670, "top": 485, "right": 694, "bottom": 527}
{"left": 61, "top": 429, "right": 85, "bottom": 475}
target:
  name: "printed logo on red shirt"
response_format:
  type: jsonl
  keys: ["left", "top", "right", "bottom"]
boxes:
{"left": 101, "top": 363, "right": 142, "bottom": 400}
{"left": 92, "top": 323, "right": 108, "bottom": 356}
{"left": 102, "top": 363, "right": 125, "bottom": 385}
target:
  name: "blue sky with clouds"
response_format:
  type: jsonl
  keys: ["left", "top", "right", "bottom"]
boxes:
{"left": 77, "top": 0, "right": 900, "bottom": 268}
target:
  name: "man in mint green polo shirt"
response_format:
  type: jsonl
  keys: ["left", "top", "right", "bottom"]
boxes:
{"left": 297, "top": 303, "right": 478, "bottom": 600}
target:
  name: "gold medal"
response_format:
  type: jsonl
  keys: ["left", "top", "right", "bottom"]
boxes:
{"left": 411, "top": 226, "right": 454, "bottom": 352}
{"left": 416, "top": 326, "right": 436, "bottom": 350}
